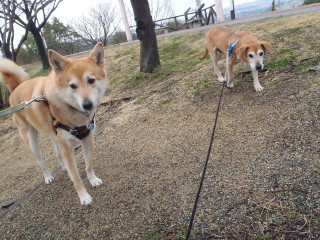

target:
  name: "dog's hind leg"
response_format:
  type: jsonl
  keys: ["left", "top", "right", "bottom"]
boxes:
{"left": 25, "top": 126, "right": 54, "bottom": 184}
{"left": 81, "top": 134, "right": 102, "bottom": 187}
{"left": 209, "top": 48, "right": 225, "bottom": 83}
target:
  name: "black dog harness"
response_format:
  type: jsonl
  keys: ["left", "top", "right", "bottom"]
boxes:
{"left": 43, "top": 99, "right": 94, "bottom": 140}
{"left": 54, "top": 118, "right": 94, "bottom": 140}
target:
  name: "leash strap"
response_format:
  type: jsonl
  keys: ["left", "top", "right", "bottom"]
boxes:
{"left": 0, "top": 94, "right": 46, "bottom": 118}
{"left": 185, "top": 82, "right": 226, "bottom": 239}
{"left": 0, "top": 103, "right": 26, "bottom": 118}
{"left": 186, "top": 32, "right": 240, "bottom": 239}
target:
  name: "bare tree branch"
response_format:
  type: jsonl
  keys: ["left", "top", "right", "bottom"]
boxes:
{"left": 0, "top": 0, "right": 63, "bottom": 68}
{"left": 70, "top": 2, "right": 120, "bottom": 47}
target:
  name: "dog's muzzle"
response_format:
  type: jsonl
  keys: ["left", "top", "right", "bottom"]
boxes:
{"left": 256, "top": 64, "right": 263, "bottom": 71}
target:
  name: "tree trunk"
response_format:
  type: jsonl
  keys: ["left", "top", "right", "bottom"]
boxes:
{"left": 272, "top": 0, "right": 276, "bottom": 11}
{"left": 0, "top": 85, "right": 4, "bottom": 108}
{"left": 0, "top": 43, "right": 12, "bottom": 106}
{"left": 4, "top": 88, "right": 10, "bottom": 106}
{"left": 1, "top": 42, "right": 13, "bottom": 60}
{"left": 29, "top": 24, "right": 50, "bottom": 69}
{"left": 130, "top": 0, "right": 160, "bottom": 73}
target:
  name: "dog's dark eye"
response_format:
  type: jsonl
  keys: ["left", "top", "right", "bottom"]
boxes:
{"left": 70, "top": 84, "right": 78, "bottom": 89}
{"left": 88, "top": 78, "right": 95, "bottom": 84}
{"left": 248, "top": 53, "right": 254, "bottom": 58}
{"left": 259, "top": 52, "right": 264, "bottom": 56}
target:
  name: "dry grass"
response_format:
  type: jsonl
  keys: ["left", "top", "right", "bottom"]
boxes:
{"left": 0, "top": 12, "right": 319, "bottom": 239}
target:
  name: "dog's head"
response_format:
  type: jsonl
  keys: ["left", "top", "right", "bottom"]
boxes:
{"left": 48, "top": 43, "right": 107, "bottom": 114}
{"left": 236, "top": 41, "right": 271, "bottom": 71}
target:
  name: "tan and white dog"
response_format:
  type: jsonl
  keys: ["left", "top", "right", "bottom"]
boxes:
{"left": 0, "top": 43, "right": 107, "bottom": 205}
{"left": 200, "top": 26, "right": 271, "bottom": 92}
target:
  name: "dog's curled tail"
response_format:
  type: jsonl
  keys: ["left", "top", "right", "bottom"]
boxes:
{"left": 199, "top": 47, "right": 209, "bottom": 60}
{"left": 0, "top": 58, "right": 28, "bottom": 93}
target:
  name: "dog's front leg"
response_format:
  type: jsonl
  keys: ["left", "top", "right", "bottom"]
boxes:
{"left": 81, "top": 134, "right": 103, "bottom": 187}
{"left": 227, "top": 61, "right": 235, "bottom": 88}
{"left": 57, "top": 132, "right": 92, "bottom": 205}
{"left": 252, "top": 70, "right": 264, "bottom": 92}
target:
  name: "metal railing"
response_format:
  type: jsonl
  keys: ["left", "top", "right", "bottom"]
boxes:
{"left": 130, "top": 4, "right": 217, "bottom": 34}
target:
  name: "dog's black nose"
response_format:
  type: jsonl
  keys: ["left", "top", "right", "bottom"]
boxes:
{"left": 256, "top": 64, "right": 262, "bottom": 71}
{"left": 82, "top": 100, "right": 93, "bottom": 110}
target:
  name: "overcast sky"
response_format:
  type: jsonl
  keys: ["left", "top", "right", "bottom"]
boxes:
{"left": 52, "top": 0, "right": 253, "bottom": 25}
{"left": 10, "top": 0, "right": 253, "bottom": 46}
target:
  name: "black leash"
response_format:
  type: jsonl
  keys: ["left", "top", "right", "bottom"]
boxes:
{"left": 185, "top": 82, "right": 226, "bottom": 239}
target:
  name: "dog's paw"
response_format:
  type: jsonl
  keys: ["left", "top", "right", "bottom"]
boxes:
{"left": 79, "top": 192, "right": 93, "bottom": 205}
{"left": 227, "top": 83, "right": 234, "bottom": 88}
{"left": 218, "top": 77, "right": 226, "bottom": 83}
{"left": 60, "top": 165, "right": 67, "bottom": 172}
{"left": 254, "top": 85, "right": 264, "bottom": 92}
{"left": 44, "top": 174, "right": 54, "bottom": 184}
{"left": 89, "top": 175, "right": 103, "bottom": 187}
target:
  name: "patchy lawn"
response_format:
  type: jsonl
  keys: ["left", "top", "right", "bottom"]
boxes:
{"left": 0, "top": 11, "right": 319, "bottom": 239}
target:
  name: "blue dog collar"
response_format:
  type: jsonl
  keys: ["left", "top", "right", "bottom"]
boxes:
{"left": 227, "top": 38, "right": 239, "bottom": 55}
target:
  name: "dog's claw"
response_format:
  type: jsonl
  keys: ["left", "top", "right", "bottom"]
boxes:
{"left": 218, "top": 77, "right": 226, "bottom": 83}
{"left": 227, "top": 83, "right": 234, "bottom": 88}
{"left": 44, "top": 175, "right": 54, "bottom": 184}
{"left": 255, "top": 85, "right": 264, "bottom": 92}
{"left": 89, "top": 176, "right": 103, "bottom": 187}
{"left": 80, "top": 192, "right": 93, "bottom": 205}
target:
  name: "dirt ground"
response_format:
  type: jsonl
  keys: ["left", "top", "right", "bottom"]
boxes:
{"left": 0, "top": 10, "right": 320, "bottom": 240}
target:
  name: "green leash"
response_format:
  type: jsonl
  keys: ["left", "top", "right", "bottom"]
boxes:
{"left": 0, "top": 94, "right": 46, "bottom": 118}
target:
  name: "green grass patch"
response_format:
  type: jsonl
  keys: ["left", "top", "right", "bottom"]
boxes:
{"left": 265, "top": 48, "right": 297, "bottom": 70}
{"left": 151, "top": 65, "right": 176, "bottom": 83}
{"left": 115, "top": 47, "right": 136, "bottom": 59}
{"left": 138, "top": 226, "right": 196, "bottom": 240}
{"left": 188, "top": 49, "right": 199, "bottom": 55}
{"left": 125, "top": 72, "right": 146, "bottom": 88}
{"left": 134, "top": 98, "right": 146, "bottom": 105}
{"left": 252, "top": 234, "right": 271, "bottom": 240}
{"left": 193, "top": 89, "right": 201, "bottom": 96}
{"left": 294, "top": 55, "right": 320, "bottom": 73}
{"left": 150, "top": 57, "right": 200, "bottom": 83}
{"left": 160, "top": 97, "right": 172, "bottom": 105}
{"left": 235, "top": 81, "right": 243, "bottom": 88}
{"left": 276, "top": 48, "right": 295, "bottom": 56}
{"left": 304, "top": 0, "right": 320, "bottom": 4}
{"left": 160, "top": 36, "right": 188, "bottom": 61}
{"left": 193, "top": 78, "right": 212, "bottom": 97}
{"left": 188, "top": 32, "right": 205, "bottom": 41}
{"left": 31, "top": 68, "right": 51, "bottom": 78}
{"left": 266, "top": 57, "right": 292, "bottom": 69}
{"left": 270, "top": 27, "right": 303, "bottom": 40}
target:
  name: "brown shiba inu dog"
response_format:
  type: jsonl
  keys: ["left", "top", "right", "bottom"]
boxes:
{"left": 0, "top": 43, "right": 107, "bottom": 205}
{"left": 200, "top": 26, "right": 271, "bottom": 92}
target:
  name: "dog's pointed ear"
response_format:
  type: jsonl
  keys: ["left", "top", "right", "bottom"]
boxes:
{"left": 89, "top": 42, "right": 105, "bottom": 67}
{"left": 236, "top": 44, "right": 249, "bottom": 63}
{"left": 261, "top": 41, "right": 272, "bottom": 54}
{"left": 49, "top": 50, "right": 67, "bottom": 71}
